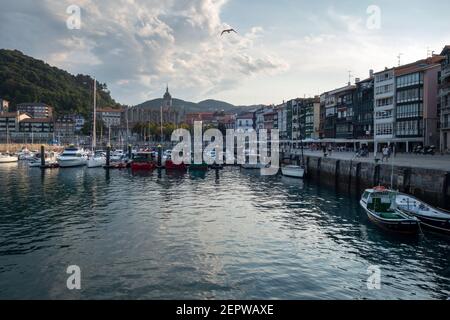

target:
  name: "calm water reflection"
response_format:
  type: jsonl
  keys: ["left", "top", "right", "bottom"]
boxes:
{"left": 0, "top": 163, "right": 449, "bottom": 299}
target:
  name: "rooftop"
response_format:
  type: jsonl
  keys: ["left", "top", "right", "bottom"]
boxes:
{"left": 16, "top": 102, "right": 52, "bottom": 107}
{"left": 0, "top": 112, "right": 18, "bottom": 118}
{"left": 97, "top": 107, "right": 123, "bottom": 113}
{"left": 237, "top": 113, "right": 254, "bottom": 120}
{"left": 441, "top": 45, "right": 450, "bottom": 55}
{"left": 21, "top": 118, "right": 53, "bottom": 123}
{"left": 395, "top": 56, "right": 445, "bottom": 76}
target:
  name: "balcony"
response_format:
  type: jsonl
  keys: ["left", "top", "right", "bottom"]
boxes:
{"left": 441, "top": 67, "right": 450, "bottom": 80}
{"left": 441, "top": 123, "right": 450, "bottom": 130}
{"left": 440, "top": 85, "right": 450, "bottom": 97}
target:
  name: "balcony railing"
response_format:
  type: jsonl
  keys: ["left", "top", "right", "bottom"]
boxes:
{"left": 441, "top": 122, "right": 450, "bottom": 130}
{"left": 440, "top": 86, "right": 450, "bottom": 97}
{"left": 441, "top": 67, "right": 450, "bottom": 80}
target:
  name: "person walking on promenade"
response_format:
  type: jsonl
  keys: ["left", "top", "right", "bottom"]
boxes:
{"left": 328, "top": 145, "right": 333, "bottom": 156}
{"left": 382, "top": 146, "right": 389, "bottom": 162}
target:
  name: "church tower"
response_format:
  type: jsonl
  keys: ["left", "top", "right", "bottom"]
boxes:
{"left": 163, "top": 85, "right": 172, "bottom": 109}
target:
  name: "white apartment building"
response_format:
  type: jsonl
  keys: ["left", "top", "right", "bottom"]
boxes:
{"left": 374, "top": 68, "right": 396, "bottom": 152}
{"left": 235, "top": 113, "right": 255, "bottom": 132}
{"left": 255, "top": 108, "right": 266, "bottom": 132}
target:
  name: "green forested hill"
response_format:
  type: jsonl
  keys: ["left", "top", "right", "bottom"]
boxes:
{"left": 0, "top": 49, "right": 120, "bottom": 116}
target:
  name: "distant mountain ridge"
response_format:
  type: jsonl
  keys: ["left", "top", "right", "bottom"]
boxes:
{"left": 135, "top": 98, "right": 256, "bottom": 114}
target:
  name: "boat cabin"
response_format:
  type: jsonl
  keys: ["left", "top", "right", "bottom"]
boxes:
{"left": 362, "top": 188, "right": 397, "bottom": 213}
{"left": 132, "top": 152, "right": 153, "bottom": 163}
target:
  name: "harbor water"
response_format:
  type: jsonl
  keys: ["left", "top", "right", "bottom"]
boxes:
{"left": 0, "top": 163, "right": 449, "bottom": 299}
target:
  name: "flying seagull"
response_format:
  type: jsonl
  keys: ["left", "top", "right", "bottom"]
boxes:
{"left": 221, "top": 28, "right": 237, "bottom": 36}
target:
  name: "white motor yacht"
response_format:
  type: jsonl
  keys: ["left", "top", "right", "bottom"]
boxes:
{"left": 57, "top": 146, "right": 88, "bottom": 168}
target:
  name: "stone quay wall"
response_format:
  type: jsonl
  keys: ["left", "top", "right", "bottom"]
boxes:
{"left": 304, "top": 155, "right": 450, "bottom": 209}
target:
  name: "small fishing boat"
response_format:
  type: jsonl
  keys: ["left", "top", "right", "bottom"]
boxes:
{"left": 360, "top": 187, "right": 419, "bottom": 235}
{"left": 28, "top": 151, "right": 58, "bottom": 168}
{"left": 395, "top": 194, "right": 450, "bottom": 234}
{"left": 130, "top": 152, "right": 156, "bottom": 171}
{"left": 281, "top": 165, "right": 305, "bottom": 179}
{"left": 165, "top": 159, "right": 187, "bottom": 171}
{"left": 282, "top": 133, "right": 307, "bottom": 178}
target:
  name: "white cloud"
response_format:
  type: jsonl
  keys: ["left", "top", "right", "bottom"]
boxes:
{"left": 0, "top": 0, "right": 288, "bottom": 105}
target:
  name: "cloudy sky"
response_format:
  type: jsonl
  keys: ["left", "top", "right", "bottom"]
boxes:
{"left": 1, "top": 0, "right": 449, "bottom": 106}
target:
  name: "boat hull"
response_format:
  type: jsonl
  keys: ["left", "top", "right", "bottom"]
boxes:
{"left": 396, "top": 194, "right": 450, "bottom": 234}
{"left": 413, "top": 215, "right": 450, "bottom": 234}
{"left": 87, "top": 157, "right": 106, "bottom": 168}
{"left": 0, "top": 156, "right": 18, "bottom": 163}
{"left": 57, "top": 159, "right": 87, "bottom": 168}
{"left": 165, "top": 160, "right": 187, "bottom": 171}
{"left": 360, "top": 200, "right": 419, "bottom": 235}
{"left": 282, "top": 166, "right": 305, "bottom": 178}
{"left": 131, "top": 162, "right": 156, "bottom": 171}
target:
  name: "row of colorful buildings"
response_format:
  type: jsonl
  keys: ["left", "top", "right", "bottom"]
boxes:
{"left": 227, "top": 46, "right": 450, "bottom": 154}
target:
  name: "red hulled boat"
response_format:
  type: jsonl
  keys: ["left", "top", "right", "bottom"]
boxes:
{"left": 165, "top": 159, "right": 187, "bottom": 171}
{"left": 131, "top": 152, "right": 156, "bottom": 171}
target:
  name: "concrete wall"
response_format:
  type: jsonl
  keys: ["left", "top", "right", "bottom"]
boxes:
{"left": 305, "top": 155, "right": 450, "bottom": 209}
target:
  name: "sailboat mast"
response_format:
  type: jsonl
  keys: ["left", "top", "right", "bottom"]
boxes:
{"left": 160, "top": 105, "right": 163, "bottom": 143}
{"left": 92, "top": 78, "right": 97, "bottom": 151}
{"left": 125, "top": 107, "right": 129, "bottom": 147}
{"left": 6, "top": 122, "right": 9, "bottom": 153}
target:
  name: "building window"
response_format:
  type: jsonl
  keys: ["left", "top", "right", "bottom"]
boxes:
{"left": 375, "top": 123, "right": 393, "bottom": 136}
{"left": 376, "top": 97, "right": 394, "bottom": 107}
{"left": 375, "top": 110, "right": 393, "bottom": 120}
{"left": 396, "top": 88, "right": 423, "bottom": 103}
{"left": 375, "top": 84, "right": 394, "bottom": 95}
{"left": 396, "top": 120, "right": 421, "bottom": 136}
{"left": 396, "top": 72, "right": 423, "bottom": 88}
{"left": 396, "top": 103, "right": 423, "bottom": 119}
{"left": 375, "top": 72, "right": 393, "bottom": 83}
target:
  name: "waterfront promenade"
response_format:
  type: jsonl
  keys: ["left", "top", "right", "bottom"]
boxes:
{"left": 295, "top": 150, "right": 450, "bottom": 171}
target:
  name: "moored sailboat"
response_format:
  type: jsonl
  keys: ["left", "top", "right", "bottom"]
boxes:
{"left": 0, "top": 126, "right": 18, "bottom": 163}
{"left": 87, "top": 78, "right": 106, "bottom": 168}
